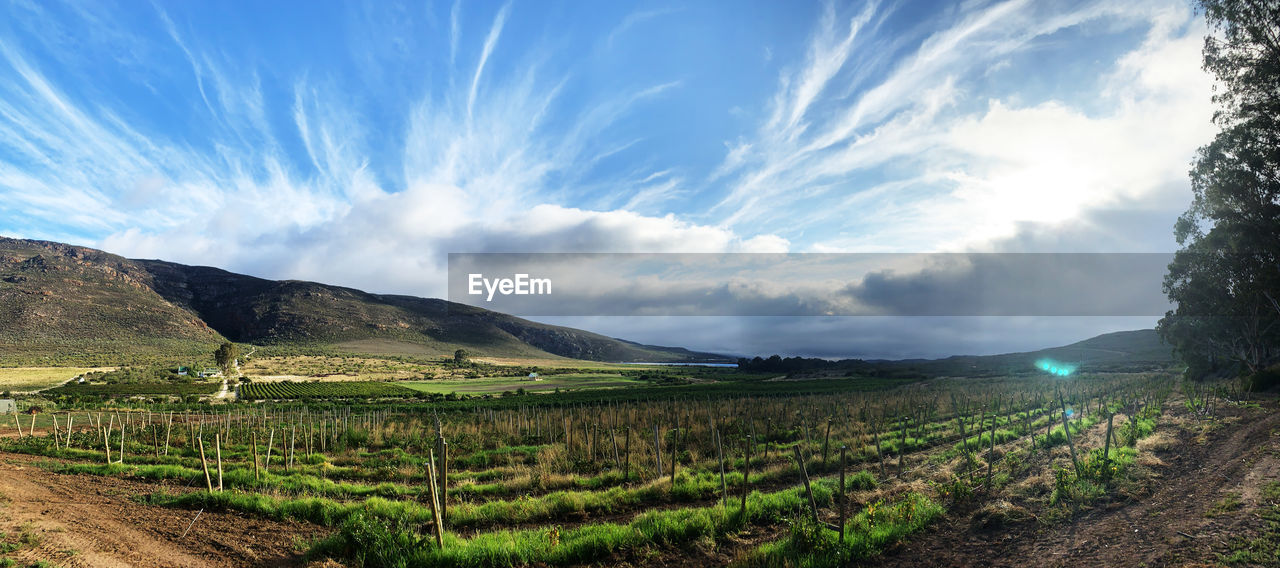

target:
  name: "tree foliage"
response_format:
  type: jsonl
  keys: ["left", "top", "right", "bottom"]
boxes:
{"left": 214, "top": 341, "right": 240, "bottom": 372}
{"left": 1160, "top": 0, "right": 1280, "bottom": 379}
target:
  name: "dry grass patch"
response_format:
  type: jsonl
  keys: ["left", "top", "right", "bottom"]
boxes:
{"left": 1137, "top": 430, "right": 1177, "bottom": 453}
{"left": 972, "top": 499, "right": 1034, "bottom": 529}
{"left": 0, "top": 367, "right": 112, "bottom": 392}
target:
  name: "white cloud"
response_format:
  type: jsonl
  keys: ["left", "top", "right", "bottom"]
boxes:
{"left": 712, "top": 0, "right": 1213, "bottom": 254}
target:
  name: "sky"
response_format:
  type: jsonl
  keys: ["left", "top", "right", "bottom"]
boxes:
{"left": 0, "top": 0, "right": 1218, "bottom": 358}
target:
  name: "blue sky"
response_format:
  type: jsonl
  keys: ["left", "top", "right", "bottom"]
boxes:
{"left": 0, "top": 0, "right": 1218, "bottom": 358}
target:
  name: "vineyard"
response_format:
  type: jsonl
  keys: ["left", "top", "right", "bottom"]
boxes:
{"left": 0, "top": 370, "right": 1240, "bottom": 567}
{"left": 237, "top": 381, "right": 416, "bottom": 400}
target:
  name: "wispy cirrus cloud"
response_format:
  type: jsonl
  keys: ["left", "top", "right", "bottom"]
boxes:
{"left": 0, "top": 1, "right": 773, "bottom": 297}
{"left": 709, "top": 0, "right": 1214, "bottom": 254}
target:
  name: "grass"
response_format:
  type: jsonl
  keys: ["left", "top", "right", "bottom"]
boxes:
{"left": 1207, "top": 492, "right": 1244, "bottom": 518}
{"left": 1221, "top": 481, "right": 1280, "bottom": 565}
{"left": 303, "top": 479, "right": 843, "bottom": 567}
{"left": 0, "top": 367, "right": 110, "bottom": 393}
{"left": 740, "top": 492, "right": 945, "bottom": 568}
{"left": 43, "top": 382, "right": 219, "bottom": 397}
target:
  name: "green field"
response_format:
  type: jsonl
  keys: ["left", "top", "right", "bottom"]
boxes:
{"left": 43, "top": 381, "right": 220, "bottom": 397}
{"left": 0, "top": 367, "right": 112, "bottom": 392}
{"left": 238, "top": 380, "right": 416, "bottom": 400}
{"left": 401, "top": 373, "right": 646, "bottom": 394}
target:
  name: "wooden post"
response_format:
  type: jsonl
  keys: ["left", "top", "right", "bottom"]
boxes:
{"left": 741, "top": 435, "right": 752, "bottom": 512}
{"left": 838, "top": 445, "right": 848, "bottom": 543}
{"left": 152, "top": 425, "right": 160, "bottom": 459}
{"left": 715, "top": 429, "right": 727, "bottom": 508}
{"left": 1059, "top": 390, "right": 1080, "bottom": 476}
{"left": 1103, "top": 412, "right": 1114, "bottom": 483}
{"left": 623, "top": 426, "right": 631, "bottom": 482}
{"left": 50, "top": 413, "right": 60, "bottom": 450}
{"left": 252, "top": 431, "right": 260, "bottom": 481}
{"left": 652, "top": 424, "right": 663, "bottom": 480}
{"left": 793, "top": 445, "right": 819, "bottom": 525}
{"left": 163, "top": 413, "right": 173, "bottom": 456}
{"left": 197, "top": 437, "right": 214, "bottom": 493}
{"left": 873, "top": 420, "right": 885, "bottom": 479}
{"left": 264, "top": 429, "right": 275, "bottom": 474}
{"left": 119, "top": 421, "right": 126, "bottom": 464}
{"left": 12, "top": 412, "right": 22, "bottom": 437}
{"left": 1026, "top": 405, "right": 1036, "bottom": 451}
{"left": 425, "top": 450, "right": 445, "bottom": 549}
{"left": 669, "top": 428, "right": 678, "bottom": 487}
{"left": 985, "top": 409, "right": 997, "bottom": 490}
{"left": 897, "top": 415, "right": 908, "bottom": 477}
{"left": 103, "top": 417, "right": 113, "bottom": 464}
{"left": 65, "top": 415, "right": 73, "bottom": 448}
{"left": 609, "top": 427, "right": 620, "bottom": 466}
{"left": 216, "top": 433, "right": 224, "bottom": 492}
{"left": 822, "top": 418, "right": 832, "bottom": 468}
{"left": 439, "top": 439, "right": 449, "bottom": 526}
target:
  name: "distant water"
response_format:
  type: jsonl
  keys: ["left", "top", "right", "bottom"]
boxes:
{"left": 620, "top": 362, "right": 738, "bottom": 368}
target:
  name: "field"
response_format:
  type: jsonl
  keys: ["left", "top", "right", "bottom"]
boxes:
{"left": 0, "top": 367, "right": 113, "bottom": 393}
{"left": 238, "top": 381, "right": 416, "bottom": 400}
{"left": 401, "top": 373, "right": 645, "bottom": 394}
{"left": 6, "top": 365, "right": 1272, "bottom": 568}
{"left": 44, "top": 382, "right": 221, "bottom": 398}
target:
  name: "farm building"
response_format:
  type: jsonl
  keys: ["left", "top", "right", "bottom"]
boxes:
{"left": 0, "top": 399, "right": 15, "bottom": 414}
{"left": 528, "top": 372, "right": 541, "bottom": 381}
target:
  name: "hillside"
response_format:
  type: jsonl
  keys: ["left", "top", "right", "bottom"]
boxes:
{"left": 0, "top": 238, "right": 225, "bottom": 365}
{"left": 892, "top": 329, "right": 1173, "bottom": 376}
{"left": 0, "top": 237, "right": 728, "bottom": 365}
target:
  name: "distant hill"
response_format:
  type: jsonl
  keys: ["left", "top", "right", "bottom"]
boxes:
{"left": 0, "top": 237, "right": 729, "bottom": 365}
{"left": 740, "top": 329, "right": 1173, "bottom": 378}
{"left": 903, "top": 329, "right": 1173, "bottom": 376}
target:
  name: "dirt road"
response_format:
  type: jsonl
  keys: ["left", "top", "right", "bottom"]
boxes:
{"left": 876, "top": 397, "right": 1280, "bottom": 567}
{"left": 0, "top": 452, "right": 324, "bottom": 567}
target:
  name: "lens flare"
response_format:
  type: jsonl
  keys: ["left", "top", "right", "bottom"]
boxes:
{"left": 1035, "top": 358, "right": 1075, "bottom": 377}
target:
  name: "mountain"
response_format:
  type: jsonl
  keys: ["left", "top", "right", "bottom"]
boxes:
{"left": 888, "top": 329, "right": 1173, "bottom": 376}
{"left": 741, "top": 329, "right": 1173, "bottom": 379}
{"left": 0, "top": 236, "right": 729, "bottom": 365}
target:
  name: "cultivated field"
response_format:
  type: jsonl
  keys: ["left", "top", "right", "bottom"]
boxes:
{"left": 400, "top": 373, "right": 645, "bottom": 394}
{"left": 4, "top": 368, "right": 1267, "bottom": 567}
{"left": 0, "top": 367, "right": 113, "bottom": 393}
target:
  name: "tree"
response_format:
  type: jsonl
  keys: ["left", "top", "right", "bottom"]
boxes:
{"left": 453, "top": 349, "right": 470, "bottom": 364}
{"left": 214, "top": 342, "right": 240, "bottom": 373}
{"left": 1160, "top": 0, "right": 1280, "bottom": 381}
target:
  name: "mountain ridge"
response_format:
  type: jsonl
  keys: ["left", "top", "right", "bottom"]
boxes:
{"left": 0, "top": 236, "right": 729, "bottom": 364}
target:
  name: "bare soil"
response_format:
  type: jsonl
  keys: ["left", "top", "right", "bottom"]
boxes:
{"left": 0, "top": 451, "right": 329, "bottom": 567}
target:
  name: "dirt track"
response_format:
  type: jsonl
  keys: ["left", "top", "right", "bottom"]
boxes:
{"left": 875, "top": 397, "right": 1280, "bottom": 567}
{"left": 0, "top": 453, "right": 324, "bottom": 567}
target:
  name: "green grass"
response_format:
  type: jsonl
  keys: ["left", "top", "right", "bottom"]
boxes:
{"left": 1221, "top": 481, "right": 1280, "bottom": 565}
{"left": 303, "top": 478, "right": 844, "bottom": 567}
{"left": 1207, "top": 492, "right": 1244, "bottom": 518}
{"left": 740, "top": 492, "right": 944, "bottom": 568}
{"left": 44, "top": 382, "right": 219, "bottom": 397}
